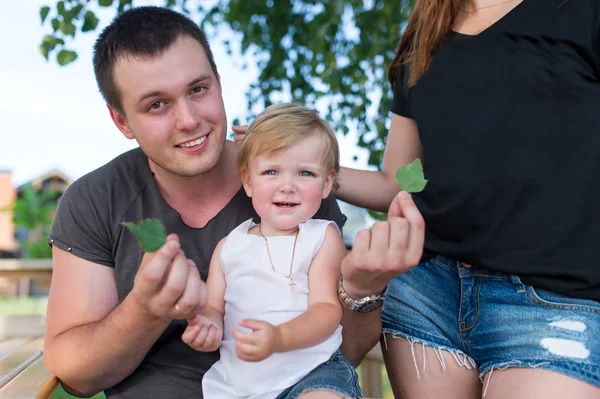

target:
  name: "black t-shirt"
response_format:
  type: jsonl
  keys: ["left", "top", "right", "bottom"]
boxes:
{"left": 48, "top": 147, "right": 346, "bottom": 398}
{"left": 392, "top": 0, "right": 600, "bottom": 300}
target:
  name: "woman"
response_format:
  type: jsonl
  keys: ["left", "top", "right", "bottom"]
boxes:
{"left": 334, "top": 0, "right": 600, "bottom": 398}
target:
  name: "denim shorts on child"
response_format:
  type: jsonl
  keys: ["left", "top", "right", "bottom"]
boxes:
{"left": 275, "top": 350, "right": 362, "bottom": 399}
{"left": 381, "top": 255, "right": 600, "bottom": 388}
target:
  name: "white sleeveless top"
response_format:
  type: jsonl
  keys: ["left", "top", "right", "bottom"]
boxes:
{"left": 202, "top": 218, "right": 343, "bottom": 398}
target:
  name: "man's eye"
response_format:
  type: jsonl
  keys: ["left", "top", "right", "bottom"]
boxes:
{"left": 191, "top": 86, "right": 205, "bottom": 94}
{"left": 148, "top": 101, "right": 163, "bottom": 111}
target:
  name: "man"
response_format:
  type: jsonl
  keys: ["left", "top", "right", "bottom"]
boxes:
{"left": 44, "top": 6, "right": 424, "bottom": 398}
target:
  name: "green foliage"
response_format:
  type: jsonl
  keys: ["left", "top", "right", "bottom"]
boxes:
{"left": 0, "top": 185, "right": 58, "bottom": 258}
{"left": 12, "top": 186, "right": 57, "bottom": 230}
{"left": 38, "top": 0, "right": 414, "bottom": 170}
{"left": 38, "top": 0, "right": 133, "bottom": 61}
{"left": 81, "top": 11, "right": 100, "bottom": 32}
{"left": 121, "top": 219, "right": 167, "bottom": 253}
{"left": 396, "top": 158, "right": 427, "bottom": 193}
{"left": 57, "top": 49, "right": 78, "bottom": 65}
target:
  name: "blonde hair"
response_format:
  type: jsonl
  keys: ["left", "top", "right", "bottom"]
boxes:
{"left": 237, "top": 103, "right": 340, "bottom": 191}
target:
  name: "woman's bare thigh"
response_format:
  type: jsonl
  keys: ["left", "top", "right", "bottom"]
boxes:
{"left": 482, "top": 368, "right": 600, "bottom": 399}
{"left": 383, "top": 335, "right": 481, "bottom": 399}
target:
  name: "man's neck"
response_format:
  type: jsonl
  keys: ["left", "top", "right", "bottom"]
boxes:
{"left": 152, "top": 162, "right": 226, "bottom": 202}
{"left": 150, "top": 142, "right": 243, "bottom": 227}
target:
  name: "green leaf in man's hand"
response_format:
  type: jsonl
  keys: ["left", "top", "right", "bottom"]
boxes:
{"left": 121, "top": 219, "right": 167, "bottom": 253}
{"left": 396, "top": 158, "right": 428, "bottom": 193}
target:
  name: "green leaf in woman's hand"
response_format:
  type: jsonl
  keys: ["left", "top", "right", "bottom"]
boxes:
{"left": 396, "top": 158, "right": 428, "bottom": 193}
{"left": 121, "top": 219, "right": 167, "bottom": 253}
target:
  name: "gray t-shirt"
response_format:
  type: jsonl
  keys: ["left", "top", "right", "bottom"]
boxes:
{"left": 48, "top": 147, "right": 346, "bottom": 398}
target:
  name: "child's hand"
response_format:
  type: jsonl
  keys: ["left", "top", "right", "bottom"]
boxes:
{"left": 182, "top": 314, "right": 222, "bottom": 352}
{"left": 232, "top": 319, "right": 281, "bottom": 362}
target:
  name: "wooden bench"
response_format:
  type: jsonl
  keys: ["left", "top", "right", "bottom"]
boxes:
{"left": 0, "top": 259, "right": 53, "bottom": 280}
{"left": 0, "top": 336, "right": 58, "bottom": 398}
{"left": 361, "top": 343, "right": 385, "bottom": 398}
{"left": 0, "top": 259, "right": 53, "bottom": 298}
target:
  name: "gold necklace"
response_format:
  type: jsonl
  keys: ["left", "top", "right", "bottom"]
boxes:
{"left": 461, "top": 0, "right": 518, "bottom": 12}
{"left": 258, "top": 224, "right": 299, "bottom": 293}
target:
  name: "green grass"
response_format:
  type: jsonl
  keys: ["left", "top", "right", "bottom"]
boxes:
{"left": 50, "top": 385, "right": 105, "bottom": 399}
{"left": 0, "top": 296, "right": 47, "bottom": 315}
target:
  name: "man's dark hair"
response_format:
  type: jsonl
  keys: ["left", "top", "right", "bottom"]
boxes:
{"left": 93, "top": 6, "right": 219, "bottom": 115}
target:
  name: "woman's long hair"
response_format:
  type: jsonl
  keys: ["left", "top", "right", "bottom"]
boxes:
{"left": 388, "top": 0, "right": 464, "bottom": 88}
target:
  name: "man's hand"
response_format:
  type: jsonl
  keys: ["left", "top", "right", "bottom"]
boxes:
{"left": 182, "top": 314, "right": 222, "bottom": 352}
{"left": 131, "top": 234, "right": 208, "bottom": 321}
{"left": 341, "top": 191, "right": 425, "bottom": 298}
{"left": 232, "top": 125, "right": 248, "bottom": 143}
{"left": 232, "top": 319, "right": 281, "bottom": 362}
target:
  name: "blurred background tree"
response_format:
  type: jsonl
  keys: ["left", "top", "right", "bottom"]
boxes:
{"left": 38, "top": 0, "right": 413, "bottom": 170}
{"left": 4, "top": 186, "right": 58, "bottom": 259}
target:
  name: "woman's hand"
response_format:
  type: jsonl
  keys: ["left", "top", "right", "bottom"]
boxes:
{"left": 232, "top": 125, "right": 248, "bottom": 143}
{"left": 341, "top": 191, "right": 425, "bottom": 297}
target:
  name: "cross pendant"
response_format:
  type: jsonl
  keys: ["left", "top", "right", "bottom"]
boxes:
{"left": 289, "top": 279, "right": 295, "bottom": 293}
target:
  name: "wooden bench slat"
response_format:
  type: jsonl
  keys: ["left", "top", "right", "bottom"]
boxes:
{"left": 0, "top": 338, "right": 44, "bottom": 389}
{"left": 0, "top": 339, "right": 31, "bottom": 358}
{"left": 0, "top": 356, "right": 58, "bottom": 399}
{"left": 0, "top": 260, "right": 52, "bottom": 279}
{"left": 0, "top": 260, "right": 53, "bottom": 272}
{"left": 365, "top": 343, "right": 383, "bottom": 361}
{"left": 361, "top": 343, "right": 384, "bottom": 398}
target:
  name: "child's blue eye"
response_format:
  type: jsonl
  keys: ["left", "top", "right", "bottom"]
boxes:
{"left": 265, "top": 170, "right": 277, "bottom": 176}
{"left": 300, "top": 171, "right": 313, "bottom": 177}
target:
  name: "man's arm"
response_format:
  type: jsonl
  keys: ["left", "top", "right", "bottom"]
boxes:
{"left": 44, "top": 235, "right": 206, "bottom": 396}
{"left": 339, "top": 192, "right": 425, "bottom": 366}
{"left": 340, "top": 305, "right": 383, "bottom": 366}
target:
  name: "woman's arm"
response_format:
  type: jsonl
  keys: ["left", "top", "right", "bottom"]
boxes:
{"left": 339, "top": 192, "right": 425, "bottom": 364}
{"left": 336, "top": 114, "right": 422, "bottom": 212}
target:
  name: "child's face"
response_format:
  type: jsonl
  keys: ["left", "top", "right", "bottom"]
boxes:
{"left": 243, "top": 133, "right": 334, "bottom": 234}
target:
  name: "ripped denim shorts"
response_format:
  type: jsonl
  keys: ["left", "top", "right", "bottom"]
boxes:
{"left": 276, "top": 350, "right": 362, "bottom": 399}
{"left": 381, "top": 255, "right": 600, "bottom": 388}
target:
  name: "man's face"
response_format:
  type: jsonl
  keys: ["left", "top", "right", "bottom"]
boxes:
{"left": 110, "top": 35, "right": 227, "bottom": 178}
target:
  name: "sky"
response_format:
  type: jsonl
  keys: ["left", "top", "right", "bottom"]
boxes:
{"left": 0, "top": 0, "right": 370, "bottom": 186}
